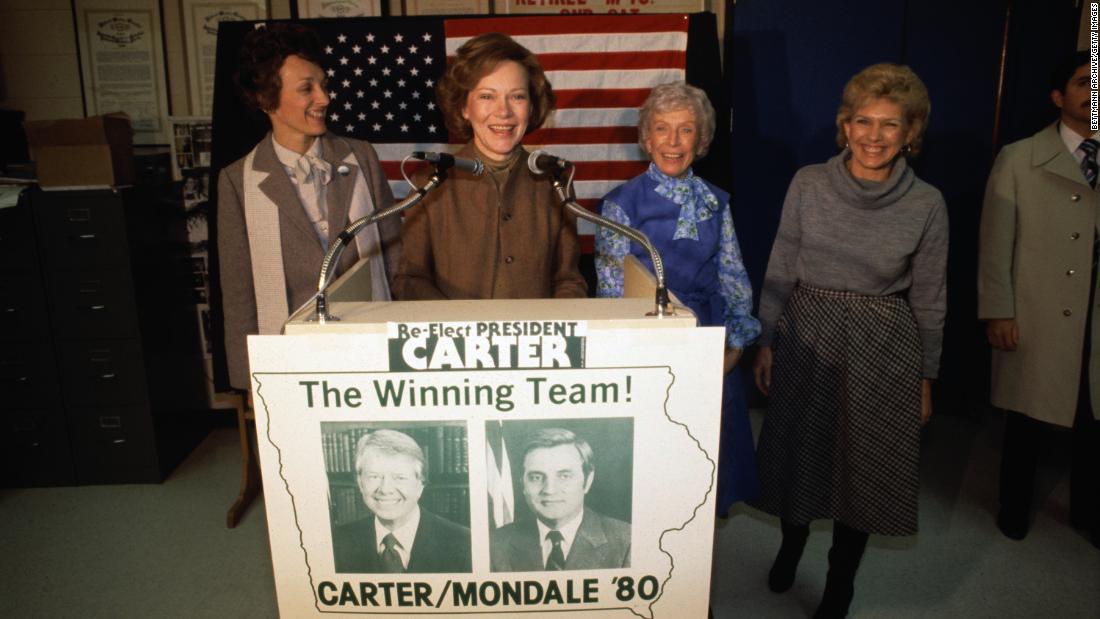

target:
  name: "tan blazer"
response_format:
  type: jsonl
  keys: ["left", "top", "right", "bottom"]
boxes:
{"left": 978, "top": 123, "right": 1100, "bottom": 426}
{"left": 393, "top": 143, "right": 587, "bottom": 300}
{"left": 218, "top": 133, "right": 400, "bottom": 390}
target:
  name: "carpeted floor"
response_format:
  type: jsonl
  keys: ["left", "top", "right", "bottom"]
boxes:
{"left": 1, "top": 411, "right": 1097, "bottom": 618}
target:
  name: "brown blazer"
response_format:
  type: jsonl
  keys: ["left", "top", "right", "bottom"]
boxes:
{"left": 393, "top": 143, "right": 588, "bottom": 300}
{"left": 218, "top": 133, "right": 400, "bottom": 390}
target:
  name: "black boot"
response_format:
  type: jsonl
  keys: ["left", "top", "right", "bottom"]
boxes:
{"left": 813, "top": 521, "right": 868, "bottom": 619}
{"left": 768, "top": 520, "right": 809, "bottom": 593}
{"left": 997, "top": 411, "right": 1042, "bottom": 540}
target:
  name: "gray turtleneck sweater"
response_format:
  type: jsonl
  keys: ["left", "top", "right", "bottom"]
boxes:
{"left": 757, "top": 152, "right": 949, "bottom": 378}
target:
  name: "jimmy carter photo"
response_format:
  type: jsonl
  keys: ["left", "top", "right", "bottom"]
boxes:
{"left": 323, "top": 421, "right": 472, "bottom": 573}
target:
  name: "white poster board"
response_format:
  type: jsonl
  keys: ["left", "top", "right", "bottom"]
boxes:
{"left": 249, "top": 311, "right": 722, "bottom": 618}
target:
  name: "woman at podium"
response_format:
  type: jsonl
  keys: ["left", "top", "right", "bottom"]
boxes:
{"left": 594, "top": 82, "right": 762, "bottom": 513}
{"left": 218, "top": 24, "right": 401, "bottom": 390}
{"left": 393, "top": 33, "right": 587, "bottom": 300}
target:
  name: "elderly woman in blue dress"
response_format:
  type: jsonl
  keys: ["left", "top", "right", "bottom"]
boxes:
{"left": 595, "top": 82, "right": 762, "bottom": 512}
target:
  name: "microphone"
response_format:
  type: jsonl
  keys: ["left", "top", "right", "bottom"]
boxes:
{"left": 528, "top": 149, "right": 573, "bottom": 175}
{"left": 412, "top": 151, "right": 484, "bottom": 176}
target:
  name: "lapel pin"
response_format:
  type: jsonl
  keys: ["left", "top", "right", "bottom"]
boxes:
{"left": 337, "top": 164, "right": 351, "bottom": 176}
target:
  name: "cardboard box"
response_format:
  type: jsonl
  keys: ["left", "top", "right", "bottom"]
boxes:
{"left": 25, "top": 113, "right": 135, "bottom": 188}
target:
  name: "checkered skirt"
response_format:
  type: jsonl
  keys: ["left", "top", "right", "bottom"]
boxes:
{"left": 752, "top": 284, "right": 923, "bottom": 536}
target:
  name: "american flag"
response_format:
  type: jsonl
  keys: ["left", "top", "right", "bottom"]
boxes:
{"left": 485, "top": 419, "right": 514, "bottom": 529}
{"left": 309, "top": 15, "right": 690, "bottom": 251}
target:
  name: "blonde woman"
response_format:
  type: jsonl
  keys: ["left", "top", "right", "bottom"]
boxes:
{"left": 751, "top": 63, "right": 948, "bottom": 619}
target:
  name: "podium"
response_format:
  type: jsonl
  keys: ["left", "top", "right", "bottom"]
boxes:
{"left": 246, "top": 257, "right": 724, "bottom": 618}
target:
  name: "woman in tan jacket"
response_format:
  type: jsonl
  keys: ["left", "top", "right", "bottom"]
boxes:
{"left": 393, "top": 33, "right": 587, "bottom": 300}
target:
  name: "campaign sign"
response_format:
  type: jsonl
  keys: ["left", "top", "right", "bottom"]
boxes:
{"left": 249, "top": 317, "right": 723, "bottom": 618}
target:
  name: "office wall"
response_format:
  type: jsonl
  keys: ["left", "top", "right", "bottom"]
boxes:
{"left": 2, "top": 0, "right": 711, "bottom": 124}
{"left": 0, "top": 0, "right": 85, "bottom": 121}
{"left": 0, "top": 0, "right": 294, "bottom": 123}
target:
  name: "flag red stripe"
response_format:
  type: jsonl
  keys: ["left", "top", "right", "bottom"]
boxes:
{"left": 554, "top": 89, "right": 653, "bottom": 109}
{"left": 535, "top": 50, "right": 686, "bottom": 71}
{"left": 570, "top": 161, "right": 647, "bottom": 180}
{"left": 579, "top": 235, "right": 594, "bottom": 254}
{"left": 381, "top": 161, "right": 431, "bottom": 177}
{"left": 444, "top": 15, "right": 689, "bottom": 38}
{"left": 524, "top": 126, "right": 637, "bottom": 144}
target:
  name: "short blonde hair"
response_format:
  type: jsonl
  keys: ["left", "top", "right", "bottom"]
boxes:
{"left": 835, "top": 63, "right": 931, "bottom": 156}
{"left": 638, "top": 82, "right": 717, "bottom": 158}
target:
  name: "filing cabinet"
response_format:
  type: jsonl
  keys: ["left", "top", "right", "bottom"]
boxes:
{"left": 1, "top": 186, "right": 209, "bottom": 486}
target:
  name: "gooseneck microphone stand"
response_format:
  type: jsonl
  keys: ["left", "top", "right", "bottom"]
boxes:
{"left": 543, "top": 165, "right": 674, "bottom": 317}
{"left": 310, "top": 161, "right": 450, "bottom": 323}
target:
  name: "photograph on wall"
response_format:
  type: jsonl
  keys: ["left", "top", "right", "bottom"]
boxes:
{"left": 487, "top": 418, "right": 633, "bottom": 572}
{"left": 173, "top": 118, "right": 213, "bottom": 174}
{"left": 248, "top": 317, "right": 724, "bottom": 617}
{"left": 169, "top": 117, "right": 213, "bottom": 246}
{"left": 322, "top": 420, "right": 473, "bottom": 574}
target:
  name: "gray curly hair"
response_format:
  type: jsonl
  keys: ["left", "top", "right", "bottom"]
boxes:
{"left": 638, "top": 82, "right": 717, "bottom": 158}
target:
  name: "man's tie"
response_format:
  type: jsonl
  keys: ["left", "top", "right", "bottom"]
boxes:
{"left": 545, "top": 530, "right": 566, "bottom": 570}
{"left": 380, "top": 533, "right": 405, "bottom": 573}
{"left": 1080, "top": 138, "right": 1098, "bottom": 189}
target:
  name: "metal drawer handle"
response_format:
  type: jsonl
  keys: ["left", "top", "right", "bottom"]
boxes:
{"left": 77, "top": 234, "right": 96, "bottom": 240}
{"left": 66, "top": 208, "right": 91, "bottom": 222}
{"left": 3, "top": 307, "right": 14, "bottom": 313}
{"left": 87, "top": 305, "right": 106, "bottom": 311}
{"left": 99, "top": 373, "right": 116, "bottom": 380}
{"left": 111, "top": 438, "right": 126, "bottom": 445}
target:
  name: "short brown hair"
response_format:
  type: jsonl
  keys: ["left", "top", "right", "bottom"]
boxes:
{"left": 436, "top": 32, "right": 555, "bottom": 140}
{"left": 835, "top": 63, "right": 931, "bottom": 156}
{"left": 521, "top": 427, "right": 594, "bottom": 479}
{"left": 236, "top": 23, "right": 325, "bottom": 113}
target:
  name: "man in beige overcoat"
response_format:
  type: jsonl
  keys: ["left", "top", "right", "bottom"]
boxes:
{"left": 978, "top": 51, "right": 1099, "bottom": 547}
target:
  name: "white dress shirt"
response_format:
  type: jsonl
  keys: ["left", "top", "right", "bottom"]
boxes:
{"left": 373, "top": 507, "right": 421, "bottom": 570}
{"left": 535, "top": 510, "right": 584, "bottom": 567}
{"left": 1059, "top": 121, "right": 1100, "bottom": 164}
{"left": 271, "top": 135, "right": 330, "bottom": 247}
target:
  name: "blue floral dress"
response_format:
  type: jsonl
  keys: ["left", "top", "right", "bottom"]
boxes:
{"left": 596, "top": 163, "right": 761, "bottom": 512}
